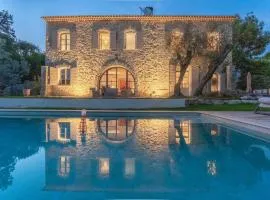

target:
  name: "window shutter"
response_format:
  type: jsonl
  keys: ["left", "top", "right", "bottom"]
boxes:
{"left": 51, "top": 30, "right": 58, "bottom": 50}
{"left": 92, "top": 30, "right": 98, "bottom": 49}
{"left": 136, "top": 30, "right": 143, "bottom": 49}
{"left": 110, "top": 31, "right": 117, "bottom": 50}
{"left": 118, "top": 31, "right": 124, "bottom": 50}
{"left": 169, "top": 64, "right": 176, "bottom": 96}
{"left": 70, "top": 68, "right": 77, "bottom": 85}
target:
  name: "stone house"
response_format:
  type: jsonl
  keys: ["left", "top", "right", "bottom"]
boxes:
{"left": 41, "top": 15, "right": 235, "bottom": 97}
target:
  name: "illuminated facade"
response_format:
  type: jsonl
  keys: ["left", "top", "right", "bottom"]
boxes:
{"left": 41, "top": 15, "right": 235, "bottom": 97}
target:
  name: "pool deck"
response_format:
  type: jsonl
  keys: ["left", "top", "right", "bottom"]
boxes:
{"left": 202, "top": 111, "right": 270, "bottom": 138}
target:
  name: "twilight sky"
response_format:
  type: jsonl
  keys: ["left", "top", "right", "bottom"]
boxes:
{"left": 1, "top": 0, "right": 270, "bottom": 51}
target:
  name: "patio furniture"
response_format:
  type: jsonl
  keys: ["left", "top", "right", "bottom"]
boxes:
{"left": 104, "top": 88, "right": 118, "bottom": 97}
{"left": 255, "top": 97, "right": 270, "bottom": 115}
{"left": 90, "top": 88, "right": 99, "bottom": 97}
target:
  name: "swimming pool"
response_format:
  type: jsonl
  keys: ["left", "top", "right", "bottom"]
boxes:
{"left": 0, "top": 112, "right": 270, "bottom": 199}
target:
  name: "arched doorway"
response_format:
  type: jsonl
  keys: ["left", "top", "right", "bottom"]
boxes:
{"left": 99, "top": 67, "right": 135, "bottom": 96}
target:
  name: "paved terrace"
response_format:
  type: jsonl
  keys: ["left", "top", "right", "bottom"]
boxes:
{"left": 202, "top": 111, "right": 270, "bottom": 139}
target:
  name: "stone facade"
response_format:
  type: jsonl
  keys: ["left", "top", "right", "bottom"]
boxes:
{"left": 42, "top": 15, "right": 235, "bottom": 97}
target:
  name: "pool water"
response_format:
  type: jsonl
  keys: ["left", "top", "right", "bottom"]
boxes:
{"left": 0, "top": 113, "right": 270, "bottom": 199}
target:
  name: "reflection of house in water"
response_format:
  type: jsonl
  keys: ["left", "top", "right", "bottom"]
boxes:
{"left": 44, "top": 117, "right": 265, "bottom": 195}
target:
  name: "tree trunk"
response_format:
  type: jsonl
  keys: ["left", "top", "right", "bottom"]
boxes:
{"left": 174, "top": 65, "right": 189, "bottom": 97}
{"left": 194, "top": 46, "right": 232, "bottom": 96}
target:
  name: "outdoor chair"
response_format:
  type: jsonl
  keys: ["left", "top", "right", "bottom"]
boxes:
{"left": 255, "top": 97, "right": 270, "bottom": 115}
{"left": 104, "top": 88, "right": 118, "bottom": 97}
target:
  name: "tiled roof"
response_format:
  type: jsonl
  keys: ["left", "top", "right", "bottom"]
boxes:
{"left": 42, "top": 15, "right": 236, "bottom": 22}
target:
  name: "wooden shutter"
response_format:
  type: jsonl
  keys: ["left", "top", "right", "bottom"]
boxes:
{"left": 169, "top": 64, "right": 176, "bottom": 96}
{"left": 50, "top": 67, "right": 59, "bottom": 85}
{"left": 136, "top": 30, "right": 143, "bottom": 49}
{"left": 118, "top": 31, "right": 124, "bottom": 50}
{"left": 70, "top": 68, "right": 77, "bottom": 85}
{"left": 92, "top": 29, "right": 98, "bottom": 49}
{"left": 110, "top": 31, "right": 117, "bottom": 50}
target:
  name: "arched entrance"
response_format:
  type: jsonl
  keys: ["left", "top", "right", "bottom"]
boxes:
{"left": 99, "top": 67, "right": 135, "bottom": 96}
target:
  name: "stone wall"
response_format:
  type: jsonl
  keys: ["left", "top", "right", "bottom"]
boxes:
{"left": 43, "top": 19, "right": 233, "bottom": 97}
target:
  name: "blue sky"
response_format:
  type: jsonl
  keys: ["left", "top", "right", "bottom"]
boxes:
{"left": 1, "top": 0, "right": 270, "bottom": 51}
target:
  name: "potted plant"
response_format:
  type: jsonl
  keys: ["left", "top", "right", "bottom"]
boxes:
{"left": 23, "top": 81, "right": 32, "bottom": 97}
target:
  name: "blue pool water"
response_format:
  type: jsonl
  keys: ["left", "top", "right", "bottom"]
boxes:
{"left": 0, "top": 112, "right": 270, "bottom": 200}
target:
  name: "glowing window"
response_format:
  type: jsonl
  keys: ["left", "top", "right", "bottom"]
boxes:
{"left": 59, "top": 68, "right": 71, "bottom": 85}
{"left": 99, "top": 30, "right": 110, "bottom": 50}
{"left": 211, "top": 73, "right": 219, "bottom": 92}
{"left": 171, "top": 30, "right": 183, "bottom": 48}
{"left": 99, "top": 158, "right": 110, "bottom": 177}
{"left": 207, "top": 32, "right": 220, "bottom": 51}
{"left": 58, "top": 122, "right": 71, "bottom": 142}
{"left": 58, "top": 156, "right": 70, "bottom": 177}
{"left": 99, "top": 67, "right": 135, "bottom": 95}
{"left": 125, "top": 158, "right": 135, "bottom": 178}
{"left": 125, "top": 30, "right": 136, "bottom": 50}
{"left": 59, "top": 31, "right": 70, "bottom": 51}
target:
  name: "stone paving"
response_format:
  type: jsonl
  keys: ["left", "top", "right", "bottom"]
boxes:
{"left": 202, "top": 111, "right": 270, "bottom": 138}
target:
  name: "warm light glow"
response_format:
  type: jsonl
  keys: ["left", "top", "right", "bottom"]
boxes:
{"left": 58, "top": 122, "right": 71, "bottom": 142}
{"left": 125, "top": 158, "right": 135, "bottom": 178}
{"left": 207, "top": 32, "right": 220, "bottom": 51}
{"left": 171, "top": 30, "right": 183, "bottom": 48}
{"left": 207, "top": 160, "right": 217, "bottom": 176}
{"left": 178, "top": 120, "right": 191, "bottom": 144}
{"left": 59, "top": 68, "right": 70, "bottom": 85}
{"left": 58, "top": 156, "right": 70, "bottom": 177}
{"left": 125, "top": 30, "right": 136, "bottom": 50}
{"left": 99, "top": 30, "right": 110, "bottom": 50}
{"left": 58, "top": 30, "right": 70, "bottom": 51}
{"left": 211, "top": 73, "right": 219, "bottom": 92}
{"left": 99, "top": 158, "right": 110, "bottom": 177}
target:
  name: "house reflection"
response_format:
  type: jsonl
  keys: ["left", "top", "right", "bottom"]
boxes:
{"left": 97, "top": 118, "right": 135, "bottom": 143}
{"left": 43, "top": 117, "right": 268, "bottom": 194}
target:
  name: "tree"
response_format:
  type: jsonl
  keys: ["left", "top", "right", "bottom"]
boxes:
{"left": 16, "top": 41, "right": 45, "bottom": 81}
{"left": 0, "top": 38, "right": 29, "bottom": 91}
{"left": 233, "top": 14, "right": 270, "bottom": 90}
{"left": 0, "top": 10, "right": 15, "bottom": 38}
{"left": 194, "top": 21, "right": 234, "bottom": 96}
{"left": 167, "top": 23, "right": 206, "bottom": 96}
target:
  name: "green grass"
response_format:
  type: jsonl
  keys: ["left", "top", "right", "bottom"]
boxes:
{"left": 0, "top": 103, "right": 259, "bottom": 111}
{"left": 185, "top": 103, "right": 257, "bottom": 111}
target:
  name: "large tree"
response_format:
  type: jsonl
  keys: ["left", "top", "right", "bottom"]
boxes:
{"left": 167, "top": 23, "right": 206, "bottom": 96}
{"left": 0, "top": 10, "right": 15, "bottom": 38}
{"left": 16, "top": 41, "right": 45, "bottom": 81}
{"left": 0, "top": 10, "right": 45, "bottom": 95}
{"left": 233, "top": 14, "right": 270, "bottom": 90}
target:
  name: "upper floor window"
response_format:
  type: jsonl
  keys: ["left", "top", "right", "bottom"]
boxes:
{"left": 171, "top": 30, "right": 183, "bottom": 48}
{"left": 124, "top": 30, "right": 136, "bottom": 50}
{"left": 207, "top": 32, "right": 220, "bottom": 51}
{"left": 98, "top": 30, "right": 110, "bottom": 50}
{"left": 58, "top": 30, "right": 70, "bottom": 51}
{"left": 59, "top": 68, "right": 71, "bottom": 85}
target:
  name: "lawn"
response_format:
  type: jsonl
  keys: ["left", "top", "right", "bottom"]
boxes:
{"left": 0, "top": 103, "right": 259, "bottom": 111}
{"left": 185, "top": 103, "right": 257, "bottom": 111}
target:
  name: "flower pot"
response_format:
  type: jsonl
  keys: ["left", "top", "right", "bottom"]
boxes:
{"left": 23, "top": 89, "right": 31, "bottom": 97}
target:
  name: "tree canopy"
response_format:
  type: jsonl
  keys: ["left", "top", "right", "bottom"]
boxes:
{"left": 0, "top": 10, "right": 44, "bottom": 95}
{"left": 233, "top": 14, "right": 270, "bottom": 90}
